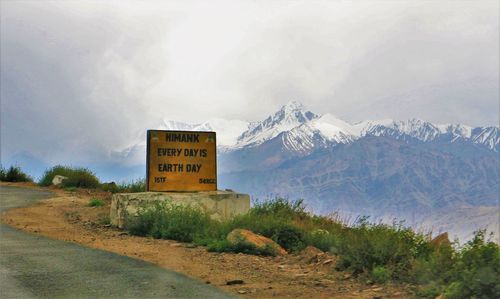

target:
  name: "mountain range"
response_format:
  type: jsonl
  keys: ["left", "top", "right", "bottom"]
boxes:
{"left": 146, "top": 101, "right": 499, "bottom": 241}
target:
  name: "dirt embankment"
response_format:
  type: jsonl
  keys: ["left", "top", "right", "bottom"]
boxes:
{"left": 0, "top": 182, "right": 416, "bottom": 298}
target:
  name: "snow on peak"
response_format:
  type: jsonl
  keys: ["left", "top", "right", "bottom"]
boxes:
{"left": 235, "top": 101, "right": 318, "bottom": 148}
{"left": 282, "top": 100, "right": 306, "bottom": 112}
{"left": 311, "top": 114, "right": 357, "bottom": 138}
{"left": 281, "top": 113, "right": 357, "bottom": 153}
{"left": 156, "top": 103, "right": 498, "bottom": 152}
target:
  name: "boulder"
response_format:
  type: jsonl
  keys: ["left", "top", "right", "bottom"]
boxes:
{"left": 52, "top": 175, "right": 68, "bottom": 186}
{"left": 226, "top": 229, "right": 287, "bottom": 256}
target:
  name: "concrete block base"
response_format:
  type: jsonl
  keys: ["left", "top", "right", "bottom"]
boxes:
{"left": 110, "top": 191, "right": 250, "bottom": 228}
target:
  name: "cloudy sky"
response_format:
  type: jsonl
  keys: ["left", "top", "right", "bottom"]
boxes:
{"left": 1, "top": 0, "right": 498, "bottom": 171}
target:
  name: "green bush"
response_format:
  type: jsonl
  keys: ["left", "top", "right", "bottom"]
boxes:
{"left": 414, "top": 230, "right": 499, "bottom": 298}
{"left": 127, "top": 201, "right": 212, "bottom": 242}
{"left": 39, "top": 165, "right": 99, "bottom": 188}
{"left": 206, "top": 239, "right": 276, "bottom": 256}
{"left": 88, "top": 198, "right": 105, "bottom": 207}
{"left": 307, "top": 229, "right": 337, "bottom": 252}
{"left": 334, "top": 218, "right": 426, "bottom": 277}
{"left": 443, "top": 231, "right": 500, "bottom": 299}
{"left": 102, "top": 179, "right": 145, "bottom": 193}
{"left": 0, "top": 165, "right": 32, "bottom": 182}
{"left": 372, "top": 266, "right": 392, "bottom": 283}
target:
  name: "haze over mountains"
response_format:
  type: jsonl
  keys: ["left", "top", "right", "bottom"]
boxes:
{"left": 146, "top": 101, "right": 499, "bottom": 241}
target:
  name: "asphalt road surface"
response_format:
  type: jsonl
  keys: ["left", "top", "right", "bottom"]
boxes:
{"left": 0, "top": 185, "right": 234, "bottom": 299}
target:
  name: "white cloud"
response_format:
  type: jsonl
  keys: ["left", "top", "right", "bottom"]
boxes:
{"left": 1, "top": 0, "right": 498, "bottom": 167}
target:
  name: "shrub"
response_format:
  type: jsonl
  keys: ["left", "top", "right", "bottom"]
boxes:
{"left": 88, "top": 198, "right": 105, "bottom": 207}
{"left": 206, "top": 239, "right": 276, "bottom": 256}
{"left": 0, "top": 165, "right": 32, "bottom": 182}
{"left": 443, "top": 230, "right": 500, "bottom": 298}
{"left": 372, "top": 266, "right": 392, "bottom": 283}
{"left": 270, "top": 224, "right": 306, "bottom": 252}
{"left": 97, "top": 214, "right": 111, "bottom": 225}
{"left": 127, "top": 201, "right": 212, "bottom": 242}
{"left": 251, "top": 198, "right": 308, "bottom": 220}
{"left": 306, "top": 229, "right": 338, "bottom": 252}
{"left": 335, "top": 218, "right": 425, "bottom": 277}
{"left": 39, "top": 165, "right": 99, "bottom": 188}
{"left": 100, "top": 179, "right": 145, "bottom": 193}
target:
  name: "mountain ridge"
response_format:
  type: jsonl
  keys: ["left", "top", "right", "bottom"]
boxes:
{"left": 143, "top": 101, "right": 498, "bottom": 154}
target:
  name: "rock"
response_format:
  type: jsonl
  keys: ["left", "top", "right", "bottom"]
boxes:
{"left": 431, "top": 232, "right": 451, "bottom": 248}
{"left": 226, "top": 229, "right": 287, "bottom": 256}
{"left": 185, "top": 243, "right": 197, "bottom": 248}
{"left": 322, "top": 259, "right": 333, "bottom": 265}
{"left": 52, "top": 175, "right": 68, "bottom": 186}
{"left": 226, "top": 279, "right": 244, "bottom": 285}
{"left": 237, "top": 290, "right": 247, "bottom": 294}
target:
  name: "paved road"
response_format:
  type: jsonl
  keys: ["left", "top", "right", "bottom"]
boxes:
{"left": 0, "top": 186, "right": 234, "bottom": 298}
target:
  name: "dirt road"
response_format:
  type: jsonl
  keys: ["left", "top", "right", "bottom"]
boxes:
{"left": 0, "top": 185, "right": 234, "bottom": 298}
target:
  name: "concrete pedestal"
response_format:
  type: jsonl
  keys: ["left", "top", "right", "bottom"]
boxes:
{"left": 110, "top": 191, "right": 250, "bottom": 228}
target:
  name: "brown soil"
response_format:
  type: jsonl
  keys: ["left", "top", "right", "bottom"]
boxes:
{"left": 1, "top": 182, "right": 417, "bottom": 298}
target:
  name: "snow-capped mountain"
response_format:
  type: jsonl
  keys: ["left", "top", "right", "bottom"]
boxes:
{"left": 226, "top": 102, "right": 498, "bottom": 152}
{"left": 234, "top": 101, "right": 318, "bottom": 149}
{"left": 117, "top": 101, "right": 498, "bottom": 163}
{"left": 280, "top": 114, "right": 358, "bottom": 153}
{"left": 354, "top": 119, "right": 498, "bottom": 151}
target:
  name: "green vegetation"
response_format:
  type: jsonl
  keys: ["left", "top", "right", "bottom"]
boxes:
{"left": 39, "top": 165, "right": 99, "bottom": 188}
{"left": 372, "top": 266, "right": 392, "bottom": 284}
{"left": 97, "top": 214, "right": 111, "bottom": 225}
{"left": 100, "top": 179, "right": 145, "bottom": 193}
{"left": 207, "top": 239, "right": 277, "bottom": 256}
{"left": 126, "top": 198, "right": 499, "bottom": 298}
{"left": 414, "top": 230, "right": 500, "bottom": 298}
{"left": 0, "top": 165, "right": 33, "bottom": 182}
{"left": 88, "top": 198, "right": 105, "bottom": 207}
{"left": 127, "top": 201, "right": 212, "bottom": 242}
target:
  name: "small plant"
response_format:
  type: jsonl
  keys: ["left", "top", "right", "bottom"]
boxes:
{"left": 97, "top": 214, "right": 111, "bottom": 225}
{"left": 127, "top": 201, "right": 212, "bottom": 242}
{"left": 39, "top": 165, "right": 99, "bottom": 188}
{"left": 88, "top": 198, "right": 105, "bottom": 207}
{"left": 372, "top": 266, "right": 392, "bottom": 283}
{"left": 0, "top": 165, "right": 32, "bottom": 182}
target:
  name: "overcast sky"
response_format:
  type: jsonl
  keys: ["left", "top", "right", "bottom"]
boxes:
{"left": 1, "top": 0, "right": 499, "bottom": 167}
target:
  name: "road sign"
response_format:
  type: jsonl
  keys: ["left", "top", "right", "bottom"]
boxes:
{"left": 146, "top": 130, "right": 217, "bottom": 192}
